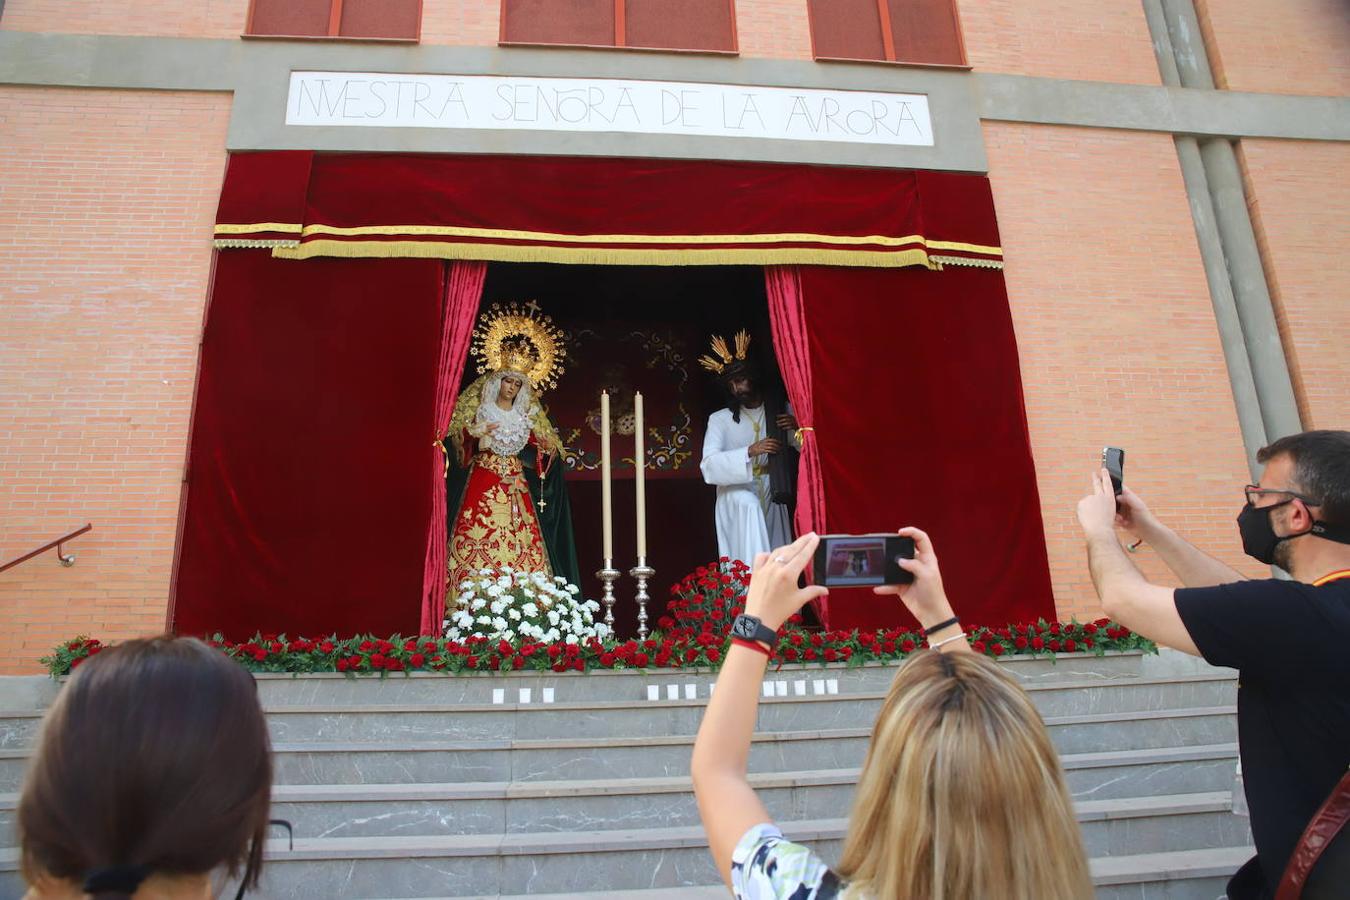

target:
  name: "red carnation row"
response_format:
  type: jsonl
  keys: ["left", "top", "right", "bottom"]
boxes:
{"left": 39, "top": 561, "right": 1152, "bottom": 677}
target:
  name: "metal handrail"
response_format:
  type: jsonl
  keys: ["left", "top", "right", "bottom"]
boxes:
{"left": 0, "top": 524, "right": 93, "bottom": 574}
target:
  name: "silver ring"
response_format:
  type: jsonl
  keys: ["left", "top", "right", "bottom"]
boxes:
{"left": 772, "top": 556, "right": 788, "bottom": 564}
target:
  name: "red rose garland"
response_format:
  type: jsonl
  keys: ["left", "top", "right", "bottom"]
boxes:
{"left": 41, "top": 560, "right": 1154, "bottom": 677}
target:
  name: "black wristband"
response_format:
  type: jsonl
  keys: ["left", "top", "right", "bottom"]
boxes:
{"left": 922, "top": 616, "right": 960, "bottom": 638}
{"left": 730, "top": 614, "right": 778, "bottom": 649}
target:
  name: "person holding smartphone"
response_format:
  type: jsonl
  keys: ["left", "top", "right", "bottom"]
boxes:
{"left": 691, "top": 530, "right": 1092, "bottom": 900}
{"left": 1076, "top": 430, "right": 1350, "bottom": 899}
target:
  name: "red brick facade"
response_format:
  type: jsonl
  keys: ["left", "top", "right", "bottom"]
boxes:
{"left": 0, "top": 87, "right": 231, "bottom": 672}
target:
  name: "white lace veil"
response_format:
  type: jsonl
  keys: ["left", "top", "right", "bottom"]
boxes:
{"left": 475, "top": 370, "right": 535, "bottom": 456}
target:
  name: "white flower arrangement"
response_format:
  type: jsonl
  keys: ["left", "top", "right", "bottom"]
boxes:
{"left": 444, "top": 567, "right": 609, "bottom": 644}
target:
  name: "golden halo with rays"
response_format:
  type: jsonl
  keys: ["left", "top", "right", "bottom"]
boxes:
{"left": 470, "top": 301, "right": 567, "bottom": 391}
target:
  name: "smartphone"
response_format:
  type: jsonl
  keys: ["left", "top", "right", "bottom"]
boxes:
{"left": 1102, "top": 446, "right": 1125, "bottom": 496}
{"left": 813, "top": 533, "right": 915, "bottom": 588}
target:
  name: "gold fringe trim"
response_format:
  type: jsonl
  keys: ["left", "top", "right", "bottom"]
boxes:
{"left": 213, "top": 238, "right": 302, "bottom": 249}
{"left": 927, "top": 239, "right": 1002, "bottom": 256}
{"left": 298, "top": 222, "right": 956, "bottom": 250}
{"left": 272, "top": 240, "right": 939, "bottom": 269}
{"left": 930, "top": 255, "right": 1005, "bottom": 270}
{"left": 216, "top": 223, "right": 1003, "bottom": 260}
{"left": 214, "top": 222, "right": 305, "bottom": 235}
{"left": 301, "top": 223, "right": 1005, "bottom": 258}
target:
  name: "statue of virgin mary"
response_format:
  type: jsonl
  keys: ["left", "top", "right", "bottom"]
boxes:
{"left": 445, "top": 302, "right": 580, "bottom": 597}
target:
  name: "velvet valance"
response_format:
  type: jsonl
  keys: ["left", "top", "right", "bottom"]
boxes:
{"left": 213, "top": 152, "right": 1003, "bottom": 270}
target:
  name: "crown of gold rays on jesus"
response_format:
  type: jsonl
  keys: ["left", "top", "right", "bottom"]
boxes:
{"left": 697, "top": 330, "right": 752, "bottom": 376}
{"left": 471, "top": 301, "right": 567, "bottom": 391}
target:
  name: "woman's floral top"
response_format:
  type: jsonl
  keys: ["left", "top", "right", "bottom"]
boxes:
{"left": 730, "top": 823, "right": 845, "bottom": 899}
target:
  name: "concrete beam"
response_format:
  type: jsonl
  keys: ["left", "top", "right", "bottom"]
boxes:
{"left": 2, "top": 31, "right": 1347, "bottom": 172}
{"left": 975, "top": 74, "right": 1350, "bottom": 142}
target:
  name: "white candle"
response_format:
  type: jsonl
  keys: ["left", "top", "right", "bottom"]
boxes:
{"left": 601, "top": 390, "right": 613, "bottom": 561}
{"left": 634, "top": 391, "right": 646, "bottom": 560}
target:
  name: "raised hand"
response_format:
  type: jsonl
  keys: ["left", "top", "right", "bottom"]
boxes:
{"left": 1076, "top": 468, "right": 1119, "bottom": 539}
{"left": 1114, "top": 484, "right": 1161, "bottom": 542}
{"left": 872, "top": 527, "right": 957, "bottom": 633}
{"left": 744, "top": 533, "right": 829, "bottom": 631}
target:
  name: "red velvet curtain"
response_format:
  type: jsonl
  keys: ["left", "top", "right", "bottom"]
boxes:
{"left": 800, "top": 264, "right": 1056, "bottom": 631}
{"left": 172, "top": 252, "right": 443, "bottom": 639}
{"left": 194, "top": 152, "right": 1049, "bottom": 637}
{"left": 213, "top": 150, "right": 312, "bottom": 248}
{"left": 420, "top": 261, "right": 489, "bottom": 635}
{"left": 764, "top": 266, "right": 829, "bottom": 621}
{"left": 215, "top": 153, "right": 1002, "bottom": 270}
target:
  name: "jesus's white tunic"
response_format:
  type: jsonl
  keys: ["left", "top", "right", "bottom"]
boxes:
{"left": 699, "top": 405, "right": 797, "bottom": 567}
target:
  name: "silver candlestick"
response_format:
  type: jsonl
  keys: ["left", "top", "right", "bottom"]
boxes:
{"left": 629, "top": 558, "right": 655, "bottom": 641}
{"left": 597, "top": 561, "right": 621, "bottom": 629}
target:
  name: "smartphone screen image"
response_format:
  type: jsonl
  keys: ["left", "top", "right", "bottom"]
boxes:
{"left": 824, "top": 539, "right": 887, "bottom": 585}
{"left": 813, "top": 534, "right": 915, "bottom": 588}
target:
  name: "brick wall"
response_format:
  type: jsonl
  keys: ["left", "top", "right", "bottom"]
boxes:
{"left": 1195, "top": 0, "right": 1350, "bottom": 96}
{"left": 0, "top": 0, "right": 247, "bottom": 38}
{"left": 735, "top": 0, "right": 812, "bottom": 59}
{"left": 1239, "top": 139, "right": 1350, "bottom": 430}
{"left": 419, "top": 0, "right": 500, "bottom": 46}
{"left": 0, "top": 87, "right": 229, "bottom": 674}
{"left": 960, "top": 0, "right": 1160, "bottom": 85}
{"left": 982, "top": 122, "right": 1268, "bottom": 621}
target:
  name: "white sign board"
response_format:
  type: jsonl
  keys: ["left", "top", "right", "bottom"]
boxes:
{"left": 286, "top": 72, "right": 934, "bottom": 147}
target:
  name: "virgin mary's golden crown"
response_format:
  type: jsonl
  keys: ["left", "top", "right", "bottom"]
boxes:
{"left": 471, "top": 301, "right": 567, "bottom": 391}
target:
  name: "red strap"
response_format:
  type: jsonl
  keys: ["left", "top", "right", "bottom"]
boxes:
{"left": 730, "top": 637, "right": 771, "bottom": 657}
{"left": 1277, "top": 768, "right": 1350, "bottom": 900}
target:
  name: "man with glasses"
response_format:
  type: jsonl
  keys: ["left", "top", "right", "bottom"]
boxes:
{"left": 1075, "top": 430, "right": 1350, "bottom": 899}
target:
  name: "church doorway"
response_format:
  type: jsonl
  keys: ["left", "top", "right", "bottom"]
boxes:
{"left": 472, "top": 262, "right": 789, "bottom": 636}
{"left": 175, "top": 151, "right": 1056, "bottom": 642}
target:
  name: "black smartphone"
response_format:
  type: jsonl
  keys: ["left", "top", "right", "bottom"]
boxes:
{"left": 1102, "top": 446, "right": 1125, "bottom": 496}
{"left": 813, "top": 533, "right": 915, "bottom": 588}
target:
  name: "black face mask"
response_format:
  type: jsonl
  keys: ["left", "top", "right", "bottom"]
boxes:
{"left": 1238, "top": 499, "right": 1350, "bottom": 566}
{"left": 1237, "top": 500, "right": 1297, "bottom": 566}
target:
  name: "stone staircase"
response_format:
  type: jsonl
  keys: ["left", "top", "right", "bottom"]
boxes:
{"left": 0, "top": 650, "right": 1251, "bottom": 898}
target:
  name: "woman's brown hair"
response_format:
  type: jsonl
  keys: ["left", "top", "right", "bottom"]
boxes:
{"left": 836, "top": 650, "right": 1093, "bottom": 900}
{"left": 18, "top": 636, "right": 272, "bottom": 897}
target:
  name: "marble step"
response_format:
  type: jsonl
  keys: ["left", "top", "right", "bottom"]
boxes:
{"left": 250, "top": 747, "right": 1242, "bottom": 838}
{"left": 2, "top": 671, "right": 1233, "bottom": 749}
{"left": 241, "top": 650, "right": 1183, "bottom": 705}
{"left": 0, "top": 650, "right": 1227, "bottom": 714}
{"left": 0, "top": 664, "right": 1238, "bottom": 750}
{"left": 0, "top": 745, "right": 1242, "bottom": 846}
{"left": 0, "top": 705, "right": 1236, "bottom": 791}
{"left": 236, "top": 785, "right": 1258, "bottom": 856}
{"left": 1091, "top": 845, "right": 1256, "bottom": 899}
{"left": 1, "top": 811, "right": 1252, "bottom": 898}
{"left": 398, "top": 843, "right": 1256, "bottom": 900}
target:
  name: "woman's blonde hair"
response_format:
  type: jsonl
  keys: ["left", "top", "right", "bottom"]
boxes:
{"left": 836, "top": 650, "right": 1092, "bottom": 900}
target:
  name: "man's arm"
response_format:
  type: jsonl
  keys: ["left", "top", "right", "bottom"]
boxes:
{"left": 699, "top": 414, "right": 752, "bottom": 487}
{"left": 1085, "top": 530, "right": 1200, "bottom": 656}
{"left": 1116, "top": 486, "right": 1244, "bottom": 587}
{"left": 1079, "top": 470, "right": 1201, "bottom": 655}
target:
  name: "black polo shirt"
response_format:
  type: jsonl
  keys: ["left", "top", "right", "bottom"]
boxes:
{"left": 1174, "top": 576, "right": 1350, "bottom": 899}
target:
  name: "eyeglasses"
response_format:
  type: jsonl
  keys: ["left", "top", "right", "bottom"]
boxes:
{"left": 1244, "top": 485, "right": 1321, "bottom": 507}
